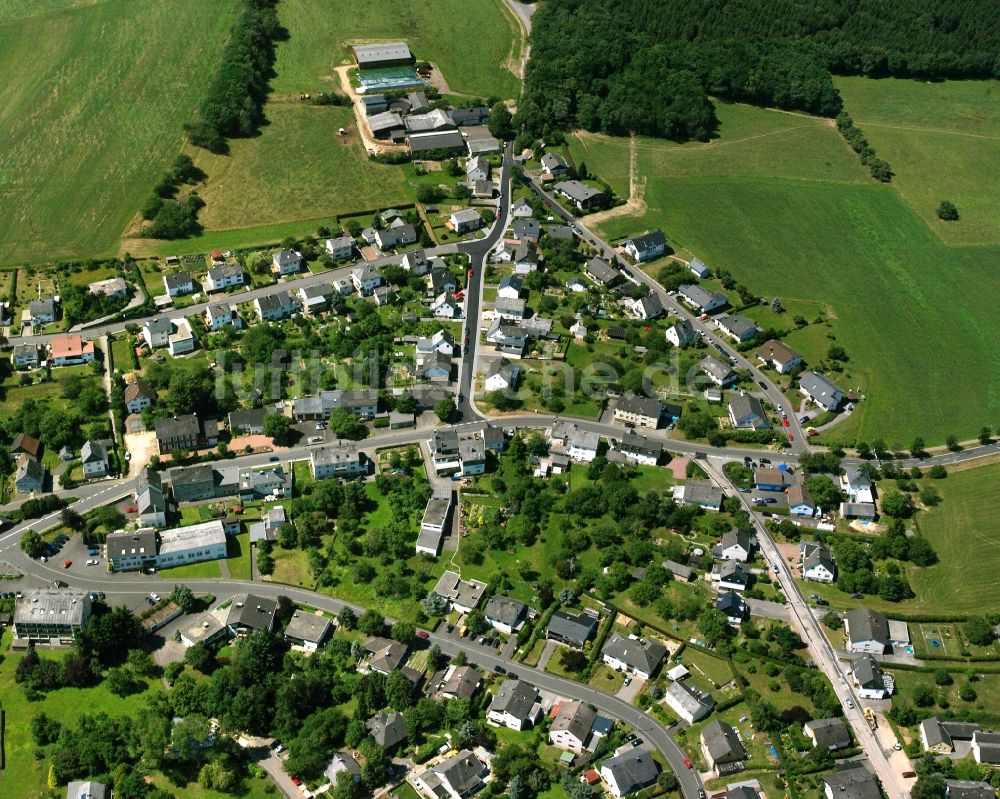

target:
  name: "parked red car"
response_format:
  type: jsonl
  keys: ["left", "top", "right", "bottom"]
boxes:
{"left": 63, "top": 560, "right": 72, "bottom": 569}
{"left": 290, "top": 776, "right": 302, "bottom": 786}
{"left": 416, "top": 630, "right": 429, "bottom": 639}
{"left": 467, "top": 268, "right": 475, "bottom": 278}
{"left": 683, "top": 758, "right": 693, "bottom": 769}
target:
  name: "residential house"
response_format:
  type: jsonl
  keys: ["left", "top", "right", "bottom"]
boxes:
{"left": 716, "top": 590, "right": 748, "bottom": 624}
{"left": 486, "top": 321, "right": 527, "bottom": 358}
{"left": 756, "top": 340, "right": 803, "bottom": 374}
{"left": 471, "top": 180, "right": 494, "bottom": 199}
{"left": 549, "top": 700, "right": 596, "bottom": 754}
{"left": 788, "top": 483, "right": 818, "bottom": 517}
{"left": 49, "top": 334, "right": 95, "bottom": 366}
{"left": 943, "top": 780, "right": 997, "bottom": 799}
{"left": 484, "top": 358, "right": 519, "bottom": 392}
{"left": 673, "top": 481, "right": 724, "bottom": 511}
{"left": 664, "top": 679, "right": 714, "bottom": 724}
{"left": 553, "top": 180, "right": 605, "bottom": 211}
{"left": 666, "top": 319, "right": 695, "bottom": 348}
{"left": 66, "top": 780, "right": 109, "bottom": 799}
{"left": 484, "top": 595, "right": 527, "bottom": 635}
{"left": 310, "top": 441, "right": 367, "bottom": 480}
{"left": 367, "top": 711, "right": 408, "bottom": 749}
{"left": 402, "top": 249, "right": 431, "bottom": 275}
{"left": 585, "top": 256, "right": 621, "bottom": 287}
{"left": 324, "top": 753, "right": 362, "bottom": 787}
{"left": 688, "top": 257, "right": 710, "bottom": 278}
{"left": 154, "top": 414, "right": 216, "bottom": 454}
{"left": 254, "top": 290, "right": 299, "bottom": 321}
{"left": 715, "top": 530, "right": 751, "bottom": 562}
{"left": 14, "top": 454, "right": 44, "bottom": 493}
{"left": 700, "top": 355, "right": 737, "bottom": 387}
{"left": 167, "top": 463, "right": 217, "bottom": 502}
{"left": 804, "top": 718, "right": 851, "bottom": 751}
{"left": 352, "top": 263, "right": 383, "bottom": 295}
{"left": 80, "top": 440, "right": 108, "bottom": 478}
{"left": 374, "top": 223, "right": 417, "bottom": 249}
{"left": 204, "top": 262, "right": 245, "bottom": 292}
{"left": 631, "top": 293, "right": 663, "bottom": 320}
{"left": 546, "top": 609, "right": 598, "bottom": 648}
{"left": 363, "top": 636, "right": 408, "bottom": 675}
{"left": 513, "top": 240, "right": 540, "bottom": 273}
{"left": 413, "top": 750, "right": 489, "bottom": 799}
{"left": 143, "top": 317, "right": 173, "bottom": 348}
{"left": 30, "top": 297, "right": 58, "bottom": 325}
{"left": 614, "top": 394, "right": 662, "bottom": 429}
{"left": 601, "top": 633, "right": 667, "bottom": 679}
{"left": 845, "top": 608, "right": 890, "bottom": 654}
{"left": 163, "top": 272, "right": 194, "bottom": 297}
{"left": 701, "top": 720, "right": 746, "bottom": 774}
{"left": 841, "top": 467, "right": 874, "bottom": 504}
{"left": 822, "top": 767, "right": 881, "bottom": 799}
{"left": 616, "top": 430, "right": 663, "bottom": 466}
{"left": 135, "top": 467, "right": 167, "bottom": 527}
{"left": 513, "top": 218, "right": 541, "bottom": 243}
{"left": 417, "top": 351, "right": 452, "bottom": 381}
{"left": 168, "top": 318, "right": 196, "bottom": 356}
{"left": 711, "top": 561, "right": 750, "bottom": 591}
{"left": 12, "top": 343, "right": 41, "bottom": 370}
{"left": 800, "top": 541, "right": 835, "bottom": 582}
{"left": 228, "top": 408, "right": 270, "bottom": 436}
{"left": 851, "top": 655, "right": 889, "bottom": 699}
{"left": 466, "top": 155, "right": 490, "bottom": 182}
{"left": 624, "top": 230, "right": 668, "bottom": 263}
{"left": 755, "top": 466, "right": 792, "bottom": 492}
{"left": 271, "top": 248, "right": 302, "bottom": 276}
{"left": 972, "top": 731, "right": 1000, "bottom": 765}
{"left": 432, "top": 570, "right": 488, "bottom": 613}
{"left": 919, "top": 718, "right": 982, "bottom": 755}
{"left": 497, "top": 275, "right": 523, "bottom": 300}
{"left": 716, "top": 314, "right": 759, "bottom": 343}
{"left": 540, "top": 152, "right": 569, "bottom": 178}
{"left": 601, "top": 747, "right": 659, "bottom": 799}
{"left": 799, "top": 371, "right": 845, "bottom": 411}
{"left": 298, "top": 284, "right": 336, "bottom": 316}
{"left": 431, "top": 291, "right": 462, "bottom": 319}
{"left": 662, "top": 560, "right": 694, "bottom": 581}
{"left": 450, "top": 208, "right": 483, "bottom": 235}
{"left": 122, "top": 380, "right": 155, "bottom": 414}
{"left": 416, "top": 329, "right": 456, "bottom": 358}
{"left": 430, "top": 266, "right": 458, "bottom": 295}
{"left": 205, "top": 302, "right": 243, "bottom": 331}
{"left": 493, "top": 296, "right": 525, "bottom": 321}
{"left": 678, "top": 284, "right": 728, "bottom": 314}
{"left": 487, "top": 679, "right": 541, "bottom": 730}
{"left": 511, "top": 197, "right": 533, "bottom": 217}
{"left": 728, "top": 396, "right": 770, "bottom": 430}
{"left": 88, "top": 277, "right": 128, "bottom": 299}
{"left": 436, "top": 665, "right": 482, "bottom": 700}
{"left": 325, "top": 236, "right": 355, "bottom": 260}
{"left": 226, "top": 593, "right": 277, "bottom": 635}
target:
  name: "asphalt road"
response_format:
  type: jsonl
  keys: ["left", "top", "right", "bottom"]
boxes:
{"left": 455, "top": 141, "right": 514, "bottom": 420}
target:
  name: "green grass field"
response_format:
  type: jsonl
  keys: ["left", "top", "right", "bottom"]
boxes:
{"left": 189, "top": 104, "right": 411, "bottom": 234}
{"left": 909, "top": 462, "right": 1000, "bottom": 615}
{"left": 571, "top": 100, "right": 1000, "bottom": 445}
{"left": 836, "top": 77, "right": 1000, "bottom": 245}
{"left": 0, "top": 0, "right": 238, "bottom": 265}
{"left": 271, "top": 0, "right": 521, "bottom": 99}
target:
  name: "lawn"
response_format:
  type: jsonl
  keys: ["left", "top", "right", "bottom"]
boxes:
{"left": 159, "top": 558, "right": 222, "bottom": 580}
{"left": 0, "top": 0, "right": 239, "bottom": 265}
{"left": 835, "top": 77, "right": 1000, "bottom": 245}
{"left": 226, "top": 532, "right": 254, "bottom": 581}
{"left": 573, "top": 99, "right": 1000, "bottom": 444}
{"left": 909, "top": 462, "right": 1000, "bottom": 615}
{"left": 185, "top": 104, "right": 412, "bottom": 235}
{"left": 270, "top": 0, "right": 521, "bottom": 99}
{"left": 889, "top": 668, "right": 1000, "bottom": 728}
{"left": 0, "top": 630, "right": 160, "bottom": 799}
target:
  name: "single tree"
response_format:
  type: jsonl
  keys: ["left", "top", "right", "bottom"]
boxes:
{"left": 936, "top": 200, "right": 959, "bottom": 221}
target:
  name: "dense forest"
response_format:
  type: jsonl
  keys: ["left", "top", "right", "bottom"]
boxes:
{"left": 519, "top": 0, "right": 1000, "bottom": 141}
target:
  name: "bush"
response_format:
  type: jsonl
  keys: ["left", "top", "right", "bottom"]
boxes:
{"left": 937, "top": 200, "right": 959, "bottom": 221}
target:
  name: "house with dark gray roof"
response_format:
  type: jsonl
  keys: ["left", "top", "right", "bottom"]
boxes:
{"left": 624, "top": 230, "right": 667, "bottom": 263}
{"left": 822, "top": 767, "right": 881, "bottom": 799}
{"left": 547, "top": 609, "right": 598, "bottom": 648}
{"left": 367, "top": 710, "right": 408, "bottom": 749}
{"left": 700, "top": 355, "right": 737, "bottom": 387}
{"left": 435, "top": 665, "right": 482, "bottom": 700}
{"left": 716, "top": 314, "right": 759, "bottom": 343}
{"left": 600, "top": 747, "right": 659, "bottom": 798}
{"left": 845, "top": 608, "right": 890, "bottom": 654}
{"left": 944, "top": 780, "right": 997, "bottom": 799}
{"left": 663, "top": 679, "right": 715, "bottom": 723}
{"left": 973, "top": 730, "right": 1000, "bottom": 764}
{"left": 666, "top": 319, "right": 695, "bottom": 348}
{"left": 678, "top": 284, "right": 728, "bottom": 314}
{"left": 484, "top": 595, "right": 527, "bottom": 634}
{"left": 851, "top": 654, "right": 889, "bottom": 699}
{"left": 413, "top": 749, "right": 489, "bottom": 799}
{"left": 601, "top": 633, "right": 667, "bottom": 679}
{"left": 284, "top": 611, "right": 333, "bottom": 652}
{"left": 715, "top": 590, "right": 747, "bottom": 625}
{"left": 486, "top": 679, "right": 541, "bottom": 730}
{"left": 728, "top": 395, "right": 770, "bottom": 430}
{"left": 800, "top": 540, "right": 835, "bottom": 582}
{"left": 614, "top": 394, "right": 662, "bottom": 429}
{"left": 586, "top": 257, "right": 621, "bottom": 286}
{"left": 549, "top": 700, "right": 596, "bottom": 754}
{"left": 673, "top": 480, "right": 724, "bottom": 511}
{"left": 363, "top": 636, "right": 408, "bottom": 674}
{"left": 804, "top": 718, "right": 851, "bottom": 750}
{"left": 799, "top": 371, "right": 845, "bottom": 411}
{"left": 701, "top": 720, "right": 746, "bottom": 773}
{"left": 226, "top": 594, "right": 277, "bottom": 635}
{"left": 553, "top": 180, "right": 605, "bottom": 211}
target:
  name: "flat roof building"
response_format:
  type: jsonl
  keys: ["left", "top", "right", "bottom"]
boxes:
{"left": 14, "top": 590, "right": 92, "bottom": 644}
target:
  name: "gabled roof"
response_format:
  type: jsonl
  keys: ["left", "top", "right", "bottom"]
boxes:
{"left": 616, "top": 393, "right": 662, "bottom": 419}
{"left": 851, "top": 654, "right": 885, "bottom": 690}
{"left": 804, "top": 717, "right": 851, "bottom": 749}
{"left": 822, "top": 767, "right": 881, "bottom": 799}
{"left": 547, "top": 609, "right": 598, "bottom": 644}
{"left": 626, "top": 230, "right": 667, "bottom": 254}
{"left": 484, "top": 594, "right": 527, "bottom": 627}
{"left": 601, "top": 633, "right": 667, "bottom": 674}
{"left": 367, "top": 710, "right": 408, "bottom": 748}
{"left": 551, "top": 700, "right": 596, "bottom": 743}
{"left": 489, "top": 679, "right": 539, "bottom": 719}
{"left": 80, "top": 440, "right": 106, "bottom": 464}
{"left": 756, "top": 339, "right": 802, "bottom": 366}
{"left": 701, "top": 719, "right": 745, "bottom": 763}
{"left": 846, "top": 607, "right": 889, "bottom": 646}
{"left": 601, "top": 747, "right": 659, "bottom": 794}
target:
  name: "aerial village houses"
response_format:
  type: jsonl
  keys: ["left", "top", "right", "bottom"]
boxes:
{"left": 204, "top": 262, "right": 245, "bottom": 292}
{"left": 756, "top": 339, "right": 803, "bottom": 374}
{"left": 271, "top": 248, "right": 303, "bottom": 276}
{"left": 624, "top": 230, "right": 667, "bottom": 263}
{"left": 163, "top": 271, "right": 194, "bottom": 297}
{"left": 50, "top": 334, "right": 95, "bottom": 366}
{"left": 613, "top": 394, "right": 662, "bottom": 428}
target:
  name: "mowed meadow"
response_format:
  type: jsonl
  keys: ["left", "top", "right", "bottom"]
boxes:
{"left": 570, "top": 100, "right": 1000, "bottom": 445}
{"left": 0, "top": 0, "right": 239, "bottom": 265}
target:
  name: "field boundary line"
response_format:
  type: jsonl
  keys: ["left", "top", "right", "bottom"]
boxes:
{"left": 853, "top": 121, "right": 1000, "bottom": 141}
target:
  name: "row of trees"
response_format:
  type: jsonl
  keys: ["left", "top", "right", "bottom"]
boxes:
{"left": 835, "top": 113, "right": 893, "bottom": 182}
